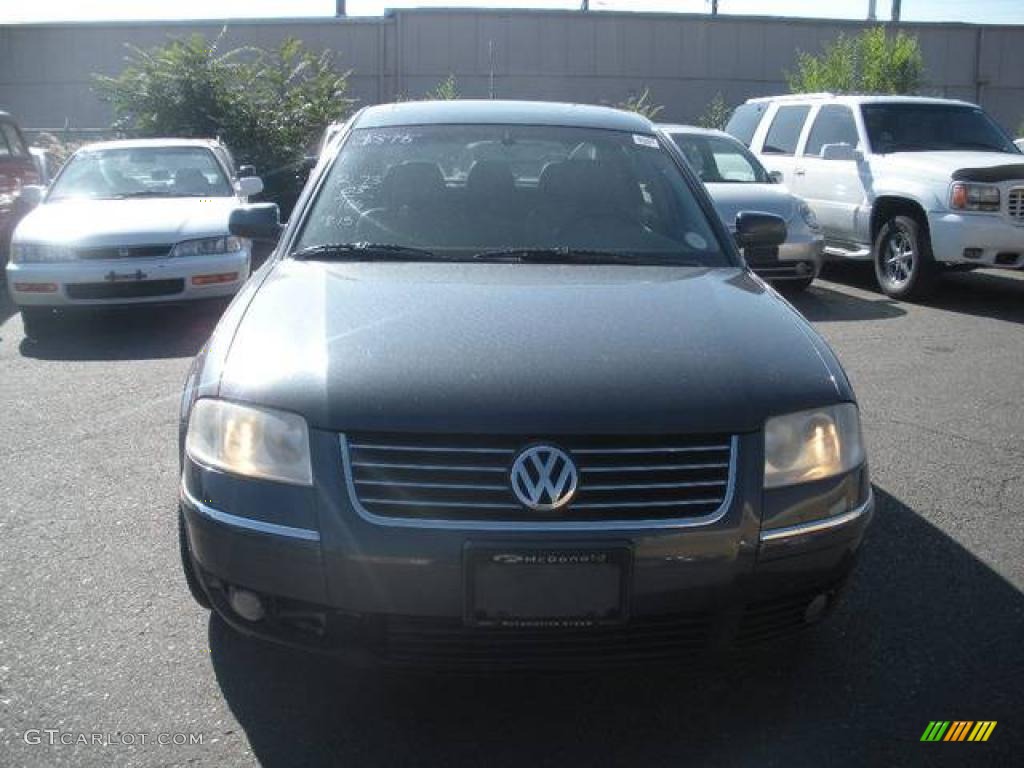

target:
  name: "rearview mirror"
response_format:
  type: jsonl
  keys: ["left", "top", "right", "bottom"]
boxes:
{"left": 229, "top": 203, "right": 282, "bottom": 242}
{"left": 820, "top": 143, "right": 861, "bottom": 162}
{"left": 236, "top": 176, "right": 264, "bottom": 198}
{"left": 734, "top": 211, "right": 787, "bottom": 249}
{"left": 15, "top": 184, "right": 45, "bottom": 210}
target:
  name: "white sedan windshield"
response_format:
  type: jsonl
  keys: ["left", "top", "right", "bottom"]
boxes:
{"left": 50, "top": 146, "right": 233, "bottom": 200}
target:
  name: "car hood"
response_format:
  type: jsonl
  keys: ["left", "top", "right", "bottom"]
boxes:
{"left": 871, "top": 150, "right": 1024, "bottom": 183}
{"left": 703, "top": 183, "right": 799, "bottom": 227}
{"left": 13, "top": 197, "right": 239, "bottom": 247}
{"left": 216, "top": 261, "right": 849, "bottom": 435}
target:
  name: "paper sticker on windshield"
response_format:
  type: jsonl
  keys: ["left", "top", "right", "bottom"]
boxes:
{"left": 633, "top": 134, "right": 659, "bottom": 148}
{"left": 685, "top": 233, "right": 708, "bottom": 250}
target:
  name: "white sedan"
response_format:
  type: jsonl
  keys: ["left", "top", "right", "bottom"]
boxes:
{"left": 6, "top": 138, "right": 263, "bottom": 338}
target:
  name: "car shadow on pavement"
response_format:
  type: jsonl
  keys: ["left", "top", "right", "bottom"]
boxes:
{"left": 786, "top": 282, "right": 907, "bottom": 323}
{"left": 821, "top": 263, "right": 1024, "bottom": 325}
{"left": 16, "top": 303, "right": 223, "bottom": 361}
{"left": 208, "top": 486, "right": 1022, "bottom": 766}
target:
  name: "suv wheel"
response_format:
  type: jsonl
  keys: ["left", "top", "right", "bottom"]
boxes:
{"left": 873, "top": 214, "right": 937, "bottom": 300}
{"left": 20, "top": 307, "right": 62, "bottom": 340}
{"left": 179, "top": 510, "right": 212, "bottom": 610}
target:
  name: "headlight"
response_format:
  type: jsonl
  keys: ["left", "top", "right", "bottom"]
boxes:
{"left": 798, "top": 202, "right": 820, "bottom": 230}
{"left": 950, "top": 182, "right": 1000, "bottom": 212}
{"left": 170, "top": 236, "right": 244, "bottom": 258}
{"left": 764, "top": 404, "right": 865, "bottom": 489}
{"left": 185, "top": 399, "right": 312, "bottom": 486}
{"left": 10, "top": 242, "right": 77, "bottom": 263}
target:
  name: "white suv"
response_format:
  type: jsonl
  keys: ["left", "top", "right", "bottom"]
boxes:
{"left": 726, "top": 94, "right": 1024, "bottom": 299}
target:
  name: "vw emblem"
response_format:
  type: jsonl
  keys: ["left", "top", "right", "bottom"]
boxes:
{"left": 510, "top": 445, "right": 578, "bottom": 511}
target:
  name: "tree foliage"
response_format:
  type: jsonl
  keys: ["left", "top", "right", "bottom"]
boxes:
{"left": 787, "top": 27, "right": 924, "bottom": 95}
{"left": 93, "top": 32, "right": 354, "bottom": 209}
{"left": 697, "top": 92, "right": 731, "bottom": 130}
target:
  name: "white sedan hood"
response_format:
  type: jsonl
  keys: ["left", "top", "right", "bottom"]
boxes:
{"left": 13, "top": 197, "right": 240, "bottom": 247}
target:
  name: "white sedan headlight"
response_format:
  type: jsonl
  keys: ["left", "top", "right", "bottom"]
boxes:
{"left": 10, "top": 242, "right": 77, "bottom": 263}
{"left": 170, "top": 236, "right": 244, "bottom": 258}
{"left": 185, "top": 399, "right": 313, "bottom": 486}
{"left": 764, "top": 404, "right": 864, "bottom": 489}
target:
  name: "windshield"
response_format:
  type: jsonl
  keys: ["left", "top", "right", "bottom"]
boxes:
{"left": 862, "top": 104, "right": 1018, "bottom": 154}
{"left": 49, "top": 146, "right": 233, "bottom": 200}
{"left": 669, "top": 132, "right": 769, "bottom": 183}
{"left": 294, "top": 124, "right": 728, "bottom": 266}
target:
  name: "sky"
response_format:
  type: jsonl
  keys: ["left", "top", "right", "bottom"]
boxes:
{"left": 1, "top": 0, "right": 1023, "bottom": 25}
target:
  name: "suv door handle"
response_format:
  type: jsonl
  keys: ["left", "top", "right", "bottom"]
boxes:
{"left": 793, "top": 168, "right": 806, "bottom": 176}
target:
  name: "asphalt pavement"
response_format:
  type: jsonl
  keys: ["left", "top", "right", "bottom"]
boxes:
{"left": 1, "top": 265, "right": 1022, "bottom": 767}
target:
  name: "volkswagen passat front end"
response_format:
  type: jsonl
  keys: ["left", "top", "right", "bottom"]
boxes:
{"left": 178, "top": 101, "right": 872, "bottom": 668}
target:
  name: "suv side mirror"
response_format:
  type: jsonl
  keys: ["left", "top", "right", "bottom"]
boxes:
{"left": 229, "top": 203, "right": 282, "bottom": 242}
{"left": 735, "top": 211, "right": 787, "bottom": 249}
{"left": 15, "top": 184, "right": 45, "bottom": 210}
{"left": 820, "top": 143, "right": 862, "bottom": 162}
{"left": 767, "top": 170, "right": 784, "bottom": 185}
{"left": 236, "top": 176, "right": 264, "bottom": 198}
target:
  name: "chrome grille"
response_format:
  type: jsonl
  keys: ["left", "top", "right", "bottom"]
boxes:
{"left": 1008, "top": 188, "right": 1024, "bottom": 222}
{"left": 342, "top": 433, "right": 735, "bottom": 523}
{"left": 76, "top": 244, "right": 172, "bottom": 260}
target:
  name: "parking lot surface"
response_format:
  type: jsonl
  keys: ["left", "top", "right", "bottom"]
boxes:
{"left": 1, "top": 265, "right": 1022, "bottom": 767}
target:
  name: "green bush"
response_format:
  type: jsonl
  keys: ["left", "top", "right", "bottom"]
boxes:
{"left": 697, "top": 93, "right": 731, "bottom": 131}
{"left": 613, "top": 87, "right": 664, "bottom": 120}
{"left": 94, "top": 32, "right": 355, "bottom": 213}
{"left": 787, "top": 27, "right": 924, "bottom": 95}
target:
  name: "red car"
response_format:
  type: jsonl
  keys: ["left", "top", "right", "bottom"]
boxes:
{"left": 1, "top": 111, "right": 41, "bottom": 269}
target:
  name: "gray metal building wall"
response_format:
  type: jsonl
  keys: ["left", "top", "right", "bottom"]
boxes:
{"left": 1, "top": 9, "right": 1022, "bottom": 132}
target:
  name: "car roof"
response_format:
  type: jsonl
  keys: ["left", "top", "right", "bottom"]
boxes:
{"left": 76, "top": 138, "right": 225, "bottom": 152}
{"left": 743, "top": 93, "right": 978, "bottom": 109}
{"left": 656, "top": 123, "right": 734, "bottom": 140}
{"left": 354, "top": 100, "right": 655, "bottom": 133}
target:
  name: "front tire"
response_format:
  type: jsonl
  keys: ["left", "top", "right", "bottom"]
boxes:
{"left": 179, "top": 510, "right": 212, "bottom": 610}
{"left": 776, "top": 276, "right": 814, "bottom": 293}
{"left": 20, "top": 307, "right": 62, "bottom": 341}
{"left": 873, "top": 214, "right": 937, "bottom": 300}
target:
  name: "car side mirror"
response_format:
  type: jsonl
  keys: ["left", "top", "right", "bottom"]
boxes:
{"left": 236, "top": 176, "right": 264, "bottom": 198}
{"left": 734, "top": 211, "right": 787, "bottom": 249}
{"left": 238, "top": 164, "right": 256, "bottom": 178}
{"left": 820, "top": 143, "right": 862, "bottom": 162}
{"left": 229, "top": 203, "right": 282, "bottom": 242}
{"left": 16, "top": 184, "right": 45, "bottom": 210}
{"left": 767, "top": 170, "right": 784, "bottom": 185}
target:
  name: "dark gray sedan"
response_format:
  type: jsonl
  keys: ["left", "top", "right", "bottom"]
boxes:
{"left": 177, "top": 100, "right": 871, "bottom": 668}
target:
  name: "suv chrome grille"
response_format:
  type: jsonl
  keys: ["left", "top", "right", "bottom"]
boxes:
{"left": 1008, "top": 188, "right": 1024, "bottom": 222}
{"left": 342, "top": 433, "right": 735, "bottom": 523}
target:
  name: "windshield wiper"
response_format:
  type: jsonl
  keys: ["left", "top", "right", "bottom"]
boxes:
{"left": 111, "top": 190, "right": 173, "bottom": 199}
{"left": 473, "top": 247, "right": 699, "bottom": 266}
{"left": 291, "top": 242, "right": 442, "bottom": 262}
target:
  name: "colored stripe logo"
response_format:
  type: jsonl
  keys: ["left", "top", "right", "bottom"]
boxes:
{"left": 921, "top": 721, "right": 997, "bottom": 742}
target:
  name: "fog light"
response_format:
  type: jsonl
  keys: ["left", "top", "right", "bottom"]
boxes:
{"left": 963, "top": 248, "right": 983, "bottom": 260}
{"left": 13, "top": 282, "right": 58, "bottom": 293}
{"left": 804, "top": 593, "right": 829, "bottom": 624}
{"left": 191, "top": 272, "right": 238, "bottom": 286}
{"left": 228, "top": 587, "right": 265, "bottom": 622}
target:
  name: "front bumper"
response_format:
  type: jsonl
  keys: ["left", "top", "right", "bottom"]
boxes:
{"left": 928, "top": 211, "right": 1024, "bottom": 267}
{"left": 5, "top": 249, "right": 250, "bottom": 307}
{"left": 179, "top": 429, "right": 873, "bottom": 667}
{"left": 743, "top": 228, "right": 824, "bottom": 282}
